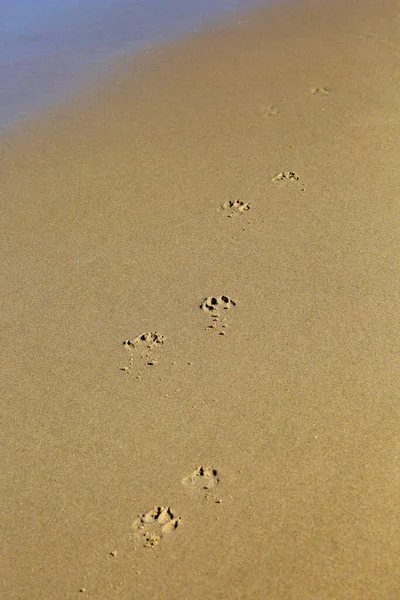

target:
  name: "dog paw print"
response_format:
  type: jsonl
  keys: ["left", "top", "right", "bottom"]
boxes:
{"left": 260, "top": 105, "right": 279, "bottom": 118}
{"left": 218, "top": 199, "right": 250, "bottom": 218}
{"left": 182, "top": 466, "right": 220, "bottom": 500}
{"left": 271, "top": 171, "right": 306, "bottom": 191}
{"left": 132, "top": 506, "right": 181, "bottom": 549}
{"left": 310, "top": 86, "right": 330, "bottom": 96}
{"left": 121, "top": 332, "right": 166, "bottom": 376}
{"left": 200, "top": 296, "right": 236, "bottom": 334}
{"left": 123, "top": 332, "right": 166, "bottom": 349}
{"left": 271, "top": 171, "right": 299, "bottom": 183}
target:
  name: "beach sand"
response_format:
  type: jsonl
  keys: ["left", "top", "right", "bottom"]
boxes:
{"left": 1, "top": 0, "right": 399, "bottom": 597}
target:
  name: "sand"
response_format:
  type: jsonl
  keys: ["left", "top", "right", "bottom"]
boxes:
{"left": 1, "top": 0, "right": 399, "bottom": 597}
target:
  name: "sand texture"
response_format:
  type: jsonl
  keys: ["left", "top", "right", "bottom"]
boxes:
{"left": 1, "top": 0, "right": 400, "bottom": 597}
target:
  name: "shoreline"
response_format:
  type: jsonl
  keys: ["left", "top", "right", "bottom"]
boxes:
{"left": 2, "top": 0, "right": 399, "bottom": 598}
{"left": 1, "top": 0, "right": 271, "bottom": 131}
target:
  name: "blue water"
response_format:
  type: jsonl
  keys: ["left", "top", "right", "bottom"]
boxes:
{"left": 1, "top": 0, "right": 266, "bottom": 128}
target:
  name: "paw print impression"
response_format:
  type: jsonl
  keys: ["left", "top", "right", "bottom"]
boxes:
{"left": 219, "top": 199, "right": 250, "bottom": 218}
{"left": 260, "top": 105, "right": 279, "bottom": 118}
{"left": 132, "top": 506, "right": 181, "bottom": 549}
{"left": 310, "top": 86, "right": 330, "bottom": 96}
{"left": 200, "top": 295, "right": 236, "bottom": 333}
{"left": 271, "top": 171, "right": 305, "bottom": 191}
{"left": 121, "top": 332, "right": 166, "bottom": 377}
{"left": 200, "top": 295, "right": 236, "bottom": 312}
{"left": 271, "top": 171, "right": 299, "bottom": 183}
{"left": 123, "top": 332, "right": 166, "bottom": 349}
{"left": 182, "top": 466, "right": 220, "bottom": 499}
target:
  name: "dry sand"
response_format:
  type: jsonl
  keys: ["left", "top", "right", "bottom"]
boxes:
{"left": 1, "top": 0, "right": 400, "bottom": 597}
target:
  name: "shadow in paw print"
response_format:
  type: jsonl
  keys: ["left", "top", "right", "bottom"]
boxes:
{"left": 132, "top": 506, "right": 181, "bottom": 549}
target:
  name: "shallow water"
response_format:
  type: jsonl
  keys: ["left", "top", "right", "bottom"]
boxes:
{"left": 1, "top": 0, "right": 269, "bottom": 128}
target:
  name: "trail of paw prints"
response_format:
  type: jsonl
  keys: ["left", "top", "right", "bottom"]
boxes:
{"left": 200, "top": 295, "right": 236, "bottom": 334}
{"left": 182, "top": 466, "right": 221, "bottom": 501}
{"left": 271, "top": 170, "right": 306, "bottom": 192}
{"left": 120, "top": 332, "right": 166, "bottom": 378}
{"left": 132, "top": 506, "right": 182, "bottom": 549}
{"left": 77, "top": 468, "right": 222, "bottom": 593}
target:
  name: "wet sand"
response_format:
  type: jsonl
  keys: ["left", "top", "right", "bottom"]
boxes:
{"left": 1, "top": 0, "right": 399, "bottom": 598}
{"left": 0, "top": 0, "right": 263, "bottom": 128}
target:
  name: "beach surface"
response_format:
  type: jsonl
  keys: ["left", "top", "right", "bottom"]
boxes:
{"left": 1, "top": 0, "right": 399, "bottom": 598}
{"left": 0, "top": 0, "right": 265, "bottom": 128}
